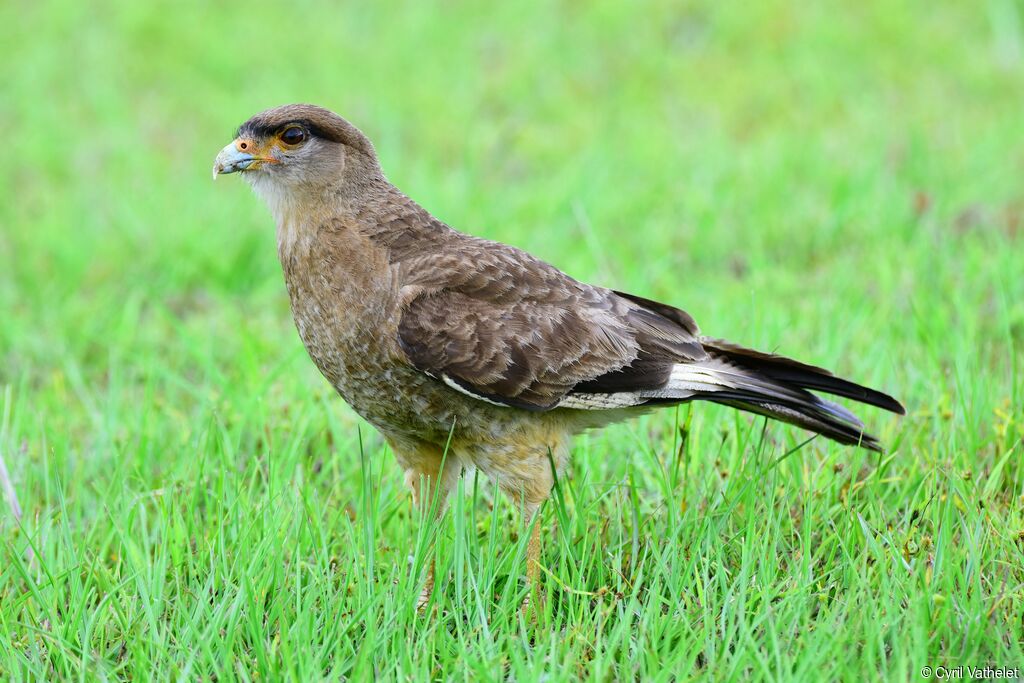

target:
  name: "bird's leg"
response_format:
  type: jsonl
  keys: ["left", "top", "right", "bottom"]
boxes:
{"left": 523, "top": 501, "right": 544, "bottom": 613}
{"left": 500, "top": 494, "right": 548, "bottom": 618}
{"left": 408, "top": 475, "right": 440, "bottom": 612}
{"left": 388, "top": 436, "right": 458, "bottom": 613}
{"left": 502, "top": 483, "right": 553, "bottom": 617}
{"left": 491, "top": 437, "right": 568, "bottom": 617}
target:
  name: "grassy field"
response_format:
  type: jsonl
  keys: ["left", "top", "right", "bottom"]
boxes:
{"left": 2, "top": 0, "right": 1023, "bottom": 679}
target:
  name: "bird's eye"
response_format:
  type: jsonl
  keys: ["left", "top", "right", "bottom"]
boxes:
{"left": 280, "top": 126, "right": 307, "bottom": 146}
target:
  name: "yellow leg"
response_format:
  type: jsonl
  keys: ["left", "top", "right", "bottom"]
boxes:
{"left": 409, "top": 478, "right": 440, "bottom": 612}
{"left": 416, "top": 541, "right": 436, "bottom": 612}
{"left": 387, "top": 436, "right": 458, "bottom": 613}
{"left": 487, "top": 434, "right": 567, "bottom": 618}
{"left": 523, "top": 508, "right": 544, "bottom": 615}
{"left": 526, "top": 514, "right": 542, "bottom": 588}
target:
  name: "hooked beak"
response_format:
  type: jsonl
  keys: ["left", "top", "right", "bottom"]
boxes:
{"left": 213, "top": 139, "right": 275, "bottom": 179}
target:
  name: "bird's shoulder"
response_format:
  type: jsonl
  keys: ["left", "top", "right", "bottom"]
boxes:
{"left": 399, "top": 233, "right": 596, "bottom": 305}
{"left": 354, "top": 185, "right": 596, "bottom": 305}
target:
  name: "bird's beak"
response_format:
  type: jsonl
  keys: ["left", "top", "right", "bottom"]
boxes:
{"left": 213, "top": 139, "right": 271, "bottom": 179}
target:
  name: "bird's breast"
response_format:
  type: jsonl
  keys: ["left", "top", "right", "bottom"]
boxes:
{"left": 277, "top": 221, "right": 447, "bottom": 435}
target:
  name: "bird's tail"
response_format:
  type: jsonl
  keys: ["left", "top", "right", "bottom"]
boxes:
{"left": 664, "top": 338, "right": 905, "bottom": 452}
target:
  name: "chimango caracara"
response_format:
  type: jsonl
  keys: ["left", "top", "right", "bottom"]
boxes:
{"left": 214, "top": 104, "right": 904, "bottom": 609}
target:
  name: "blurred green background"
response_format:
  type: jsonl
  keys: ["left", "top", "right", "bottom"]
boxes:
{"left": 1, "top": 0, "right": 1022, "bottom": 679}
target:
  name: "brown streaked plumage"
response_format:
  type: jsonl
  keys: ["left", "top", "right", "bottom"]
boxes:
{"left": 213, "top": 104, "right": 905, "bottom": 610}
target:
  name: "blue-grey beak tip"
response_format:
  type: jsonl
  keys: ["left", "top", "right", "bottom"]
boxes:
{"left": 213, "top": 142, "right": 255, "bottom": 179}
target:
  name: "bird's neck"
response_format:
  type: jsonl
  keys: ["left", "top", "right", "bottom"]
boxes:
{"left": 273, "top": 193, "right": 324, "bottom": 261}
{"left": 271, "top": 177, "right": 456, "bottom": 278}
{"left": 269, "top": 181, "right": 375, "bottom": 261}
{"left": 276, "top": 198, "right": 398, "bottom": 338}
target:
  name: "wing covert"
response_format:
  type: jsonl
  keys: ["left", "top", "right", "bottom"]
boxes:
{"left": 395, "top": 239, "right": 707, "bottom": 410}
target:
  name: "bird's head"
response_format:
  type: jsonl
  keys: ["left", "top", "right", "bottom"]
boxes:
{"left": 213, "top": 104, "right": 380, "bottom": 215}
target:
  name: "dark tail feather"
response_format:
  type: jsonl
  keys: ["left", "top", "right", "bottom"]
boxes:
{"left": 702, "top": 338, "right": 905, "bottom": 415}
{"left": 707, "top": 395, "right": 884, "bottom": 452}
{"left": 674, "top": 339, "right": 905, "bottom": 452}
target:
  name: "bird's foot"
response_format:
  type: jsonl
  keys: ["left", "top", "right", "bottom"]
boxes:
{"left": 520, "top": 584, "right": 547, "bottom": 620}
{"left": 416, "top": 562, "right": 436, "bottom": 613}
{"left": 416, "top": 586, "right": 433, "bottom": 613}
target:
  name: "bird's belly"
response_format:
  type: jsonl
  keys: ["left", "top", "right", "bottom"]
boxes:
{"left": 334, "top": 356, "right": 462, "bottom": 439}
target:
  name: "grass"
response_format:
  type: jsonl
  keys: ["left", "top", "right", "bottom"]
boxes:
{"left": 1, "top": 0, "right": 1023, "bottom": 679}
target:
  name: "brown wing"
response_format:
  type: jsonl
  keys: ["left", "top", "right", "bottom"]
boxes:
{"left": 396, "top": 238, "right": 708, "bottom": 410}
{"left": 392, "top": 233, "right": 902, "bottom": 451}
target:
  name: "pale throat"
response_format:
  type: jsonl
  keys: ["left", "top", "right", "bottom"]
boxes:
{"left": 248, "top": 175, "right": 314, "bottom": 257}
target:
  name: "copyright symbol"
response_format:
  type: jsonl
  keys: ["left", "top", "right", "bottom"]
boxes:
{"left": 921, "top": 666, "right": 932, "bottom": 678}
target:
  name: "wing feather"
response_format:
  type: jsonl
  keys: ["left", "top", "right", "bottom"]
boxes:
{"left": 396, "top": 239, "right": 706, "bottom": 410}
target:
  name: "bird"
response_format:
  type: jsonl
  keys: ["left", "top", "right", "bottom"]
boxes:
{"left": 213, "top": 103, "right": 904, "bottom": 611}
